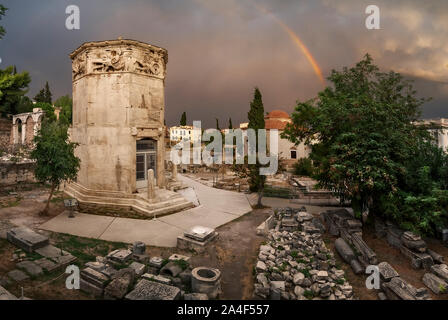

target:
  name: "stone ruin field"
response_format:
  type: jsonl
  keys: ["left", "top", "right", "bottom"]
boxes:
{"left": 1, "top": 181, "right": 448, "bottom": 300}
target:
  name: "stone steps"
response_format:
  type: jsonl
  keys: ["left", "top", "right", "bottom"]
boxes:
{"left": 65, "top": 182, "right": 194, "bottom": 218}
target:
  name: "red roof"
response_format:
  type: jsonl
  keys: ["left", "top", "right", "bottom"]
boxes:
{"left": 265, "top": 110, "right": 290, "bottom": 119}
{"left": 265, "top": 119, "right": 288, "bottom": 130}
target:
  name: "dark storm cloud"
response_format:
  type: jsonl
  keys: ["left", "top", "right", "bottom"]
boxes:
{"left": 0, "top": 0, "right": 447, "bottom": 127}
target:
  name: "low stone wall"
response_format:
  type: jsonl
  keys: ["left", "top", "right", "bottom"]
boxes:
{"left": 0, "top": 161, "right": 36, "bottom": 187}
{"left": 0, "top": 118, "right": 11, "bottom": 151}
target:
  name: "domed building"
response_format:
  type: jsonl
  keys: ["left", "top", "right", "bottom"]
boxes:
{"left": 264, "top": 109, "right": 310, "bottom": 168}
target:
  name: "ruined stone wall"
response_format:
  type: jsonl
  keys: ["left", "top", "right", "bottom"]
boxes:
{"left": 0, "top": 118, "right": 12, "bottom": 150}
{"left": 0, "top": 161, "right": 36, "bottom": 186}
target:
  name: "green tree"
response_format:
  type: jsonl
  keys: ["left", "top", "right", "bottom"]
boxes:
{"left": 247, "top": 87, "right": 266, "bottom": 207}
{"left": 0, "top": 5, "right": 7, "bottom": 40}
{"left": 34, "top": 81, "right": 52, "bottom": 104}
{"left": 180, "top": 111, "right": 186, "bottom": 126}
{"left": 31, "top": 121, "right": 80, "bottom": 215}
{"left": 54, "top": 95, "right": 73, "bottom": 125}
{"left": 35, "top": 102, "right": 56, "bottom": 123}
{"left": 16, "top": 95, "right": 34, "bottom": 114}
{"left": 228, "top": 118, "right": 233, "bottom": 129}
{"left": 0, "top": 66, "right": 31, "bottom": 116}
{"left": 282, "top": 54, "right": 444, "bottom": 233}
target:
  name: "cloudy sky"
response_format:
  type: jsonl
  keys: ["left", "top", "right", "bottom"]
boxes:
{"left": 1, "top": 0, "right": 447, "bottom": 127}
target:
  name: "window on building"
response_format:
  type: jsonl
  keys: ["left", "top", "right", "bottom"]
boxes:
{"left": 290, "top": 150, "right": 297, "bottom": 159}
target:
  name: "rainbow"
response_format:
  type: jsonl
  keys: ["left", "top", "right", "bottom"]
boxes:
{"left": 252, "top": 2, "right": 325, "bottom": 86}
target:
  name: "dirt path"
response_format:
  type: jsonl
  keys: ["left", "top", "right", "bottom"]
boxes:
{"left": 190, "top": 209, "right": 271, "bottom": 299}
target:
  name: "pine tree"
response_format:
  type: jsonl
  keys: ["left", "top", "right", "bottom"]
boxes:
{"left": 180, "top": 111, "right": 187, "bottom": 126}
{"left": 44, "top": 81, "right": 52, "bottom": 104}
{"left": 228, "top": 118, "right": 233, "bottom": 129}
{"left": 34, "top": 82, "right": 52, "bottom": 104}
{"left": 247, "top": 87, "right": 266, "bottom": 207}
{"left": 215, "top": 118, "right": 220, "bottom": 130}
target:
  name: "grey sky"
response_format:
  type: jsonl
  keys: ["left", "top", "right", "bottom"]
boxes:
{"left": 1, "top": 0, "right": 447, "bottom": 127}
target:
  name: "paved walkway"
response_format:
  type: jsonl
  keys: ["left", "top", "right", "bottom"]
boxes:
{"left": 39, "top": 175, "right": 253, "bottom": 247}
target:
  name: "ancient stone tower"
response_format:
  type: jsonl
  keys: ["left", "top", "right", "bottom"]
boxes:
{"left": 65, "top": 39, "right": 191, "bottom": 217}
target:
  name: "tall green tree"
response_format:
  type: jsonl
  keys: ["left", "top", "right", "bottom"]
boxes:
{"left": 282, "top": 54, "right": 446, "bottom": 234}
{"left": 248, "top": 87, "right": 266, "bottom": 207}
{"left": 34, "top": 81, "right": 52, "bottom": 104}
{"left": 0, "top": 66, "right": 31, "bottom": 116}
{"left": 54, "top": 94, "right": 72, "bottom": 125}
{"left": 0, "top": 5, "right": 7, "bottom": 40}
{"left": 31, "top": 120, "right": 80, "bottom": 215}
{"left": 228, "top": 118, "right": 233, "bottom": 129}
{"left": 180, "top": 111, "right": 187, "bottom": 126}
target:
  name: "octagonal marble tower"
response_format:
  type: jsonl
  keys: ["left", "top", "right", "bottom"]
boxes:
{"left": 65, "top": 39, "right": 192, "bottom": 216}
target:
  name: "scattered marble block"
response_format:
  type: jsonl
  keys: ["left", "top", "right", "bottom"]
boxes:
{"left": 142, "top": 273, "right": 172, "bottom": 285}
{"left": 0, "top": 285, "right": 18, "bottom": 300}
{"left": 168, "top": 254, "right": 190, "bottom": 262}
{"left": 51, "top": 253, "right": 76, "bottom": 266}
{"left": 125, "top": 279, "right": 181, "bottom": 300}
{"left": 430, "top": 264, "right": 448, "bottom": 282}
{"left": 132, "top": 241, "right": 146, "bottom": 255}
{"left": 401, "top": 231, "right": 427, "bottom": 253}
{"left": 423, "top": 273, "right": 447, "bottom": 295}
{"left": 6, "top": 227, "right": 49, "bottom": 253}
{"left": 85, "top": 261, "right": 107, "bottom": 273}
{"left": 378, "top": 262, "right": 399, "bottom": 282}
{"left": 34, "top": 258, "right": 59, "bottom": 273}
{"left": 129, "top": 262, "right": 146, "bottom": 277}
{"left": 177, "top": 232, "right": 218, "bottom": 253}
{"left": 104, "top": 270, "right": 134, "bottom": 300}
{"left": 107, "top": 249, "right": 132, "bottom": 265}
{"left": 100, "top": 266, "right": 118, "bottom": 278}
{"left": 16, "top": 260, "right": 43, "bottom": 277}
{"left": 7, "top": 269, "right": 29, "bottom": 282}
{"left": 281, "top": 217, "right": 298, "bottom": 229}
{"left": 184, "top": 226, "right": 215, "bottom": 242}
{"left": 35, "top": 245, "right": 69, "bottom": 259}
{"left": 80, "top": 279, "right": 104, "bottom": 297}
{"left": 148, "top": 256, "right": 163, "bottom": 269}
{"left": 81, "top": 267, "right": 109, "bottom": 288}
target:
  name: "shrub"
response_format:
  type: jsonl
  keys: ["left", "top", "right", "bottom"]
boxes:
{"left": 293, "top": 158, "right": 314, "bottom": 177}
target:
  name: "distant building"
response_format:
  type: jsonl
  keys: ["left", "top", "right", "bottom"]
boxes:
{"left": 170, "top": 125, "right": 194, "bottom": 142}
{"left": 237, "top": 110, "right": 311, "bottom": 171}
{"left": 417, "top": 118, "right": 448, "bottom": 152}
{"left": 264, "top": 110, "right": 310, "bottom": 161}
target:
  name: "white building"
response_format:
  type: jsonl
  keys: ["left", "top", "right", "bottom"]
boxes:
{"left": 264, "top": 110, "right": 310, "bottom": 161}
{"left": 169, "top": 125, "right": 194, "bottom": 142}
{"left": 238, "top": 110, "right": 311, "bottom": 166}
{"left": 418, "top": 118, "right": 448, "bottom": 152}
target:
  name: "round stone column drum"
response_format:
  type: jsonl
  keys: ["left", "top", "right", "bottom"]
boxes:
{"left": 191, "top": 267, "right": 222, "bottom": 299}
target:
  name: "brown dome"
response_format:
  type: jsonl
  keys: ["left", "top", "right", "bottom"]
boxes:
{"left": 265, "top": 110, "right": 290, "bottom": 119}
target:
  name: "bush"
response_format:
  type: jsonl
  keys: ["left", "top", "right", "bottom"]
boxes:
{"left": 293, "top": 158, "right": 314, "bottom": 177}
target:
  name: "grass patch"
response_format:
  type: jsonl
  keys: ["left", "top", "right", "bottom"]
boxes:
{"left": 299, "top": 268, "right": 311, "bottom": 278}
{"left": 0, "top": 197, "right": 22, "bottom": 208}
{"left": 303, "top": 290, "right": 314, "bottom": 300}
{"left": 51, "top": 233, "right": 128, "bottom": 266}
{"left": 173, "top": 259, "right": 189, "bottom": 271}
